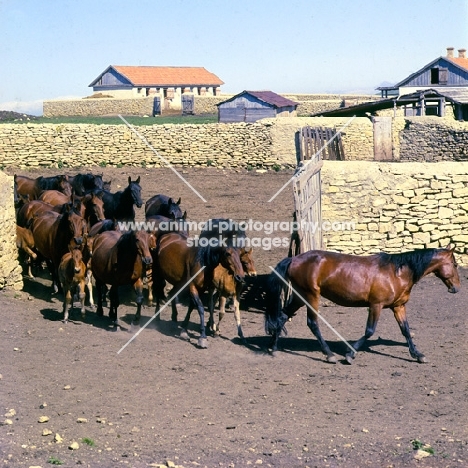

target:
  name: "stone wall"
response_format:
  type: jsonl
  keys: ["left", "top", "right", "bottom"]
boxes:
{"left": 266, "top": 117, "right": 375, "bottom": 162}
{"left": 0, "top": 172, "right": 23, "bottom": 290}
{"left": 321, "top": 161, "right": 468, "bottom": 265}
{"left": 2, "top": 117, "right": 468, "bottom": 169}
{"left": 43, "top": 93, "right": 378, "bottom": 118}
{"left": 43, "top": 97, "right": 155, "bottom": 117}
{"left": 398, "top": 117, "right": 468, "bottom": 162}
{"left": 0, "top": 122, "right": 278, "bottom": 169}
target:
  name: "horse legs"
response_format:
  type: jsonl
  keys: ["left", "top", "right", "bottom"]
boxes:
{"left": 180, "top": 300, "right": 194, "bottom": 341}
{"left": 85, "top": 268, "right": 94, "bottom": 309}
{"left": 392, "top": 305, "right": 426, "bottom": 363}
{"left": 109, "top": 286, "right": 119, "bottom": 327}
{"left": 96, "top": 280, "right": 104, "bottom": 317}
{"left": 207, "top": 287, "right": 217, "bottom": 336}
{"left": 181, "top": 286, "right": 208, "bottom": 348}
{"left": 345, "top": 304, "right": 382, "bottom": 364}
{"left": 62, "top": 286, "right": 72, "bottom": 323}
{"left": 268, "top": 294, "right": 301, "bottom": 355}
{"left": 78, "top": 279, "right": 86, "bottom": 320}
{"left": 306, "top": 309, "right": 337, "bottom": 364}
{"left": 133, "top": 279, "right": 144, "bottom": 324}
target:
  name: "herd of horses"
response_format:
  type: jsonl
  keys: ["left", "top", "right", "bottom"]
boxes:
{"left": 13, "top": 171, "right": 461, "bottom": 363}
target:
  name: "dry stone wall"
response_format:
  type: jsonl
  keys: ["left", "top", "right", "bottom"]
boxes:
{"left": 43, "top": 97, "right": 154, "bottom": 117}
{"left": 0, "top": 172, "right": 23, "bottom": 290}
{"left": 0, "top": 123, "right": 278, "bottom": 169}
{"left": 398, "top": 117, "right": 468, "bottom": 162}
{"left": 322, "top": 161, "right": 468, "bottom": 265}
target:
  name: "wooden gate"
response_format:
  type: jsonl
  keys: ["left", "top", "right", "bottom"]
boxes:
{"left": 373, "top": 117, "right": 393, "bottom": 161}
{"left": 289, "top": 150, "right": 323, "bottom": 255}
{"left": 182, "top": 94, "right": 194, "bottom": 115}
{"left": 299, "top": 126, "right": 345, "bottom": 161}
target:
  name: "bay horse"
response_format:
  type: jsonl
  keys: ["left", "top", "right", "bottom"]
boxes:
{"left": 208, "top": 247, "right": 257, "bottom": 341}
{"left": 146, "top": 231, "right": 245, "bottom": 348}
{"left": 39, "top": 190, "right": 71, "bottom": 206}
{"left": 16, "top": 226, "right": 37, "bottom": 278}
{"left": 145, "top": 194, "right": 183, "bottom": 219}
{"left": 91, "top": 229, "right": 155, "bottom": 327}
{"left": 145, "top": 214, "right": 189, "bottom": 305}
{"left": 265, "top": 246, "right": 460, "bottom": 364}
{"left": 17, "top": 200, "right": 56, "bottom": 228}
{"left": 15, "top": 174, "right": 72, "bottom": 200}
{"left": 97, "top": 176, "right": 143, "bottom": 222}
{"left": 58, "top": 247, "right": 87, "bottom": 323}
{"left": 31, "top": 205, "right": 88, "bottom": 293}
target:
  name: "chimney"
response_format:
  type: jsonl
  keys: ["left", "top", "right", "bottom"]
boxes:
{"left": 458, "top": 48, "right": 466, "bottom": 58}
{"left": 447, "top": 47, "right": 454, "bottom": 58}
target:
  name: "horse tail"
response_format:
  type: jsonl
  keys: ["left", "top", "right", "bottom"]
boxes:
{"left": 264, "top": 257, "right": 293, "bottom": 336}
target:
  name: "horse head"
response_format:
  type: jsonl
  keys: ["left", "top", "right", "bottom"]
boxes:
{"left": 433, "top": 245, "right": 460, "bottom": 294}
{"left": 58, "top": 175, "right": 73, "bottom": 198}
{"left": 167, "top": 197, "right": 184, "bottom": 219}
{"left": 82, "top": 192, "right": 105, "bottom": 226}
{"left": 128, "top": 176, "right": 143, "bottom": 209}
{"left": 240, "top": 247, "right": 257, "bottom": 277}
{"left": 135, "top": 230, "right": 153, "bottom": 266}
{"left": 220, "top": 246, "right": 245, "bottom": 284}
{"left": 63, "top": 204, "right": 88, "bottom": 247}
{"left": 69, "top": 246, "right": 84, "bottom": 274}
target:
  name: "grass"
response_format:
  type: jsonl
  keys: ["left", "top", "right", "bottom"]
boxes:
{"left": 411, "top": 439, "right": 435, "bottom": 454}
{"left": 1, "top": 114, "right": 218, "bottom": 126}
{"left": 47, "top": 456, "right": 64, "bottom": 465}
{"left": 81, "top": 437, "right": 95, "bottom": 447}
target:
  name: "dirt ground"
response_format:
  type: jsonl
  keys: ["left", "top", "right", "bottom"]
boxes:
{"left": 1, "top": 166, "right": 467, "bottom": 468}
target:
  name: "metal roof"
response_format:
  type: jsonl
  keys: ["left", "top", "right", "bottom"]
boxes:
{"left": 311, "top": 89, "right": 468, "bottom": 117}
{"left": 217, "top": 90, "right": 299, "bottom": 108}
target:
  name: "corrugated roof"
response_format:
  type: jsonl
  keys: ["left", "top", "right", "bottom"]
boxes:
{"left": 217, "top": 90, "right": 298, "bottom": 108}
{"left": 99, "top": 66, "right": 224, "bottom": 87}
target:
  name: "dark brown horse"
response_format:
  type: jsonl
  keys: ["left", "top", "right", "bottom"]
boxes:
{"left": 265, "top": 247, "right": 460, "bottom": 364}
{"left": 31, "top": 205, "right": 88, "bottom": 293}
{"left": 146, "top": 232, "right": 245, "bottom": 348}
{"left": 91, "top": 230, "right": 155, "bottom": 327}
{"left": 145, "top": 194, "right": 183, "bottom": 219}
{"left": 15, "top": 175, "right": 72, "bottom": 200}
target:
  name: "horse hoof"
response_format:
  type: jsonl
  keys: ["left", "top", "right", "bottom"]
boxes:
{"left": 180, "top": 330, "right": 190, "bottom": 341}
{"left": 327, "top": 355, "right": 338, "bottom": 364}
{"left": 417, "top": 355, "right": 427, "bottom": 363}
{"left": 197, "top": 338, "right": 208, "bottom": 349}
{"left": 345, "top": 353, "right": 355, "bottom": 364}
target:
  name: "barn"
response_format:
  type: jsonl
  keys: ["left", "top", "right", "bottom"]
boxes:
{"left": 378, "top": 47, "right": 468, "bottom": 98}
{"left": 217, "top": 91, "right": 298, "bottom": 123}
{"left": 88, "top": 65, "right": 224, "bottom": 111}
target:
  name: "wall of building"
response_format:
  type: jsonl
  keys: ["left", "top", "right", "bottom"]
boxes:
{"left": 0, "top": 172, "right": 23, "bottom": 290}
{"left": 321, "top": 161, "right": 468, "bottom": 265}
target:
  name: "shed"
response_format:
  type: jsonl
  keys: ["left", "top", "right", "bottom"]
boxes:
{"left": 217, "top": 91, "right": 298, "bottom": 123}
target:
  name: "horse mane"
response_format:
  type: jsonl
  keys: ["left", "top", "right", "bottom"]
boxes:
{"left": 378, "top": 248, "right": 436, "bottom": 283}
{"left": 195, "top": 244, "right": 221, "bottom": 269}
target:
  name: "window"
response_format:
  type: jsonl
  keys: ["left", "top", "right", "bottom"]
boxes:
{"left": 430, "top": 67, "right": 448, "bottom": 85}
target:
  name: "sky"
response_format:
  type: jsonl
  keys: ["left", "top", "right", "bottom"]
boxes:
{"left": 1, "top": 0, "right": 468, "bottom": 115}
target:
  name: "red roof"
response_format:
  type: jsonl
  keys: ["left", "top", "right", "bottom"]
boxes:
{"left": 448, "top": 57, "right": 468, "bottom": 71}
{"left": 112, "top": 66, "right": 224, "bottom": 86}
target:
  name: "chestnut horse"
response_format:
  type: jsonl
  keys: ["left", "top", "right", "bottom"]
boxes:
{"left": 31, "top": 205, "right": 88, "bottom": 293}
{"left": 265, "top": 247, "right": 460, "bottom": 364}
{"left": 146, "top": 232, "right": 245, "bottom": 348}
{"left": 208, "top": 247, "right": 257, "bottom": 341}
{"left": 91, "top": 230, "right": 155, "bottom": 327}
{"left": 58, "top": 247, "right": 87, "bottom": 323}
